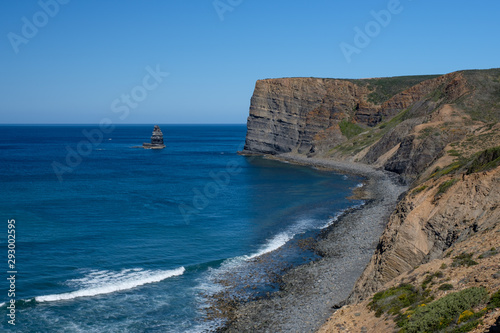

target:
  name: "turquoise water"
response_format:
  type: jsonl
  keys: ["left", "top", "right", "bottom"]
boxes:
{"left": 0, "top": 125, "right": 361, "bottom": 332}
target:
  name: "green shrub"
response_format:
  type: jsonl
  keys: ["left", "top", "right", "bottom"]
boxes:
{"left": 490, "top": 289, "right": 500, "bottom": 308}
{"left": 478, "top": 248, "right": 498, "bottom": 259}
{"left": 364, "top": 75, "right": 441, "bottom": 105}
{"left": 436, "top": 179, "right": 459, "bottom": 197}
{"left": 421, "top": 271, "right": 444, "bottom": 289}
{"left": 339, "top": 120, "right": 364, "bottom": 139}
{"left": 412, "top": 185, "right": 428, "bottom": 195}
{"left": 451, "top": 320, "right": 481, "bottom": 333}
{"left": 400, "top": 287, "right": 489, "bottom": 333}
{"left": 429, "top": 146, "right": 500, "bottom": 181}
{"left": 438, "top": 283, "right": 454, "bottom": 291}
{"left": 368, "top": 284, "right": 421, "bottom": 317}
{"left": 440, "top": 162, "right": 463, "bottom": 176}
{"left": 452, "top": 253, "right": 478, "bottom": 267}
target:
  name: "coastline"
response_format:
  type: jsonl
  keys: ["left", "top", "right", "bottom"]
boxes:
{"left": 216, "top": 153, "right": 407, "bottom": 332}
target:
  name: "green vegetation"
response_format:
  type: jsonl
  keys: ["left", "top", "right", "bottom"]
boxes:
{"left": 430, "top": 162, "right": 463, "bottom": 179}
{"left": 332, "top": 108, "right": 411, "bottom": 156}
{"left": 452, "top": 253, "right": 478, "bottom": 267}
{"left": 362, "top": 75, "right": 441, "bottom": 105}
{"left": 465, "top": 146, "right": 500, "bottom": 174}
{"left": 421, "top": 271, "right": 444, "bottom": 289}
{"left": 460, "top": 68, "right": 500, "bottom": 122}
{"left": 448, "top": 149, "right": 462, "bottom": 157}
{"left": 438, "top": 283, "right": 454, "bottom": 291}
{"left": 478, "top": 248, "right": 498, "bottom": 259}
{"left": 412, "top": 185, "right": 428, "bottom": 195}
{"left": 435, "top": 179, "right": 459, "bottom": 197}
{"left": 398, "top": 287, "right": 489, "bottom": 333}
{"left": 339, "top": 120, "right": 364, "bottom": 139}
{"left": 383, "top": 107, "right": 411, "bottom": 127}
{"left": 427, "top": 146, "right": 500, "bottom": 183}
{"left": 428, "top": 87, "right": 445, "bottom": 102}
{"left": 418, "top": 127, "right": 441, "bottom": 139}
{"left": 490, "top": 289, "right": 500, "bottom": 308}
{"left": 440, "top": 263, "right": 448, "bottom": 269}
{"left": 368, "top": 285, "right": 493, "bottom": 333}
{"left": 368, "top": 283, "right": 430, "bottom": 318}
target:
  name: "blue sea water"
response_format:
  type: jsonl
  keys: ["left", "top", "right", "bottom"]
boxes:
{"left": 0, "top": 125, "right": 361, "bottom": 332}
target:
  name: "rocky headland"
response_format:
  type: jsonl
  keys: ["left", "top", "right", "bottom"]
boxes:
{"left": 223, "top": 68, "right": 500, "bottom": 332}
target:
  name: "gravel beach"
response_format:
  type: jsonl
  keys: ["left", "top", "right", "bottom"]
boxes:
{"left": 215, "top": 154, "right": 407, "bottom": 332}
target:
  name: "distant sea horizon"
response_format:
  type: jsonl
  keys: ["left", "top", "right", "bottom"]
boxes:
{"left": 0, "top": 124, "right": 362, "bottom": 332}
{"left": 0, "top": 123, "right": 247, "bottom": 126}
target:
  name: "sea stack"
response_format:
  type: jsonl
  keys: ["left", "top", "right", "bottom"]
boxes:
{"left": 143, "top": 125, "right": 166, "bottom": 149}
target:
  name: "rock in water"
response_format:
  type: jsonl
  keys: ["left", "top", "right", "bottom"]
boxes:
{"left": 143, "top": 125, "right": 166, "bottom": 149}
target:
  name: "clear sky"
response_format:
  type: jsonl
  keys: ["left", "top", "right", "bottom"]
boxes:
{"left": 1, "top": 0, "right": 499, "bottom": 124}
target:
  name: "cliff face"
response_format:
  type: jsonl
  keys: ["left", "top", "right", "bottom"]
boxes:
{"left": 242, "top": 70, "right": 500, "bottom": 182}
{"left": 243, "top": 78, "right": 368, "bottom": 154}
{"left": 242, "top": 75, "right": 447, "bottom": 155}
{"left": 350, "top": 167, "right": 500, "bottom": 302}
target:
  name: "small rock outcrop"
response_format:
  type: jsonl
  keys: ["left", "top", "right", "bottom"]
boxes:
{"left": 143, "top": 125, "right": 165, "bottom": 149}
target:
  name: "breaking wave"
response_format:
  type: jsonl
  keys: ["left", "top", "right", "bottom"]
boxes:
{"left": 35, "top": 267, "right": 185, "bottom": 302}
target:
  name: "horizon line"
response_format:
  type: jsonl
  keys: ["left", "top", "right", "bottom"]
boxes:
{"left": 0, "top": 123, "right": 247, "bottom": 126}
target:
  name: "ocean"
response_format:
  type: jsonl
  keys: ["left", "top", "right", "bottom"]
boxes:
{"left": 0, "top": 125, "right": 362, "bottom": 332}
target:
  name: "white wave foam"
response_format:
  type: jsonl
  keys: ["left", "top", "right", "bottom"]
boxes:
{"left": 355, "top": 182, "right": 364, "bottom": 188}
{"left": 245, "top": 232, "right": 292, "bottom": 260}
{"left": 321, "top": 203, "right": 365, "bottom": 229}
{"left": 35, "top": 267, "right": 185, "bottom": 302}
{"left": 244, "top": 217, "right": 319, "bottom": 260}
{"left": 322, "top": 211, "right": 344, "bottom": 229}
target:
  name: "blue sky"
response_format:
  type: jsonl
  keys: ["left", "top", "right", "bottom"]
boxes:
{"left": 1, "top": 0, "right": 499, "bottom": 124}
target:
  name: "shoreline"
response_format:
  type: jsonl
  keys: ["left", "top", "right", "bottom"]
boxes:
{"left": 216, "top": 153, "right": 407, "bottom": 332}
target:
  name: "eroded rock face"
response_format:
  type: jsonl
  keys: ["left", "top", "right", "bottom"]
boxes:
{"left": 243, "top": 78, "right": 371, "bottom": 154}
{"left": 349, "top": 167, "right": 500, "bottom": 302}
{"left": 362, "top": 73, "right": 470, "bottom": 179}
{"left": 241, "top": 73, "right": 467, "bottom": 159}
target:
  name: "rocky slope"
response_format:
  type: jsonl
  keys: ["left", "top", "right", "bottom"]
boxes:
{"left": 239, "top": 68, "right": 500, "bottom": 332}
{"left": 319, "top": 160, "right": 500, "bottom": 333}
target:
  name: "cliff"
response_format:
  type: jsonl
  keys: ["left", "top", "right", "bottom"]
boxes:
{"left": 350, "top": 157, "right": 500, "bottom": 301}
{"left": 242, "top": 69, "right": 500, "bottom": 182}
{"left": 240, "top": 68, "right": 500, "bottom": 332}
{"left": 242, "top": 75, "right": 442, "bottom": 156}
